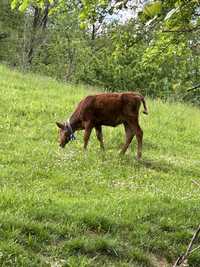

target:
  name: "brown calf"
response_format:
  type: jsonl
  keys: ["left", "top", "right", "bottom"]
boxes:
{"left": 56, "top": 92, "right": 148, "bottom": 159}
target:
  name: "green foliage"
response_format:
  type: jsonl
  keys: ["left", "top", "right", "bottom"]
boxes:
{"left": 143, "top": 1, "right": 161, "bottom": 18}
{"left": 0, "top": 65, "right": 200, "bottom": 266}
{"left": 11, "top": 0, "right": 54, "bottom": 11}
{"left": 136, "top": 0, "right": 200, "bottom": 99}
{"left": 0, "top": 0, "right": 25, "bottom": 65}
{"left": 90, "top": 22, "right": 147, "bottom": 91}
{"left": 1, "top": 0, "right": 199, "bottom": 103}
{"left": 139, "top": 33, "right": 192, "bottom": 96}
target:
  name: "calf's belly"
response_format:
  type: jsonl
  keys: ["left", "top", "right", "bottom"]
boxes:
{"left": 95, "top": 119, "right": 124, "bottom": 127}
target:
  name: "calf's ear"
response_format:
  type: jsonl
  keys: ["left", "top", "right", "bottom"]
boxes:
{"left": 56, "top": 122, "right": 65, "bottom": 129}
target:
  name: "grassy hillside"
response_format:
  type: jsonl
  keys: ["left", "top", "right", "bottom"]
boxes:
{"left": 0, "top": 64, "right": 200, "bottom": 267}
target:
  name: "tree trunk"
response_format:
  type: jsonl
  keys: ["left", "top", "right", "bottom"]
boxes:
{"left": 27, "top": 7, "right": 41, "bottom": 65}
{"left": 27, "top": 3, "right": 50, "bottom": 65}
{"left": 92, "top": 23, "right": 96, "bottom": 40}
{"left": 65, "top": 35, "right": 75, "bottom": 81}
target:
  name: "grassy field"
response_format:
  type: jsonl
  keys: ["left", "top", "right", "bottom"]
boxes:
{"left": 0, "top": 64, "right": 200, "bottom": 267}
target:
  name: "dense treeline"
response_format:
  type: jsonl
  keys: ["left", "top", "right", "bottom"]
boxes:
{"left": 0, "top": 0, "right": 200, "bottom": 103}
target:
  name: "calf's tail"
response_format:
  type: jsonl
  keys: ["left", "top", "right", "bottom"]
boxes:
{"left": 140, "top": 96, "right": 148, "bottom": 115}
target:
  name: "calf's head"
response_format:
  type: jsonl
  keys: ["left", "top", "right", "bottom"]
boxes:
{"left": 56, "top": 122, "right": 71, "bottom": 148}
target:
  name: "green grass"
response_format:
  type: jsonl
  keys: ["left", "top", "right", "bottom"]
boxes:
{"left": 0, "top": 64, "right": 200, "bottom": 267}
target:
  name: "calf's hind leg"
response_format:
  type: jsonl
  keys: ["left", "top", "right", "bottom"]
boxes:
{"left": 132, "top": 120, "right": 143, "bottom": 160}
{"left": 120, "top": 123, "right": 135, "bottom": 155}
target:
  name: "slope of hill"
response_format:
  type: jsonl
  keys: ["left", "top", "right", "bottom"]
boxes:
{"left": 0, "top": 65, "right": 200, "bottom": 267}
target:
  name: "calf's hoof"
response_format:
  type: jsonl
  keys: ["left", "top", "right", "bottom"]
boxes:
{"left": 136, "top": 153, "right": 142, "bottom": 161}
{"left": 119, "top": 150, "right": 125, "bottom": 156}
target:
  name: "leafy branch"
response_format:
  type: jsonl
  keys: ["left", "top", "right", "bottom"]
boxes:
{"left": 162, "top": 25, "right": 200, "bottom": 33}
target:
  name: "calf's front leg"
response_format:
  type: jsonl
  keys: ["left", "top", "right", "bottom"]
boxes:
{"left": 95, "top": 126, "right": 104, "bottom": 150}
{"left": 83, "top": 122, "right": 93, "bottom": 150}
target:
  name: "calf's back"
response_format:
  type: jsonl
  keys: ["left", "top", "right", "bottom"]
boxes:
{"left": 77, "top": 92, "right": 141, "bottom": 126}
